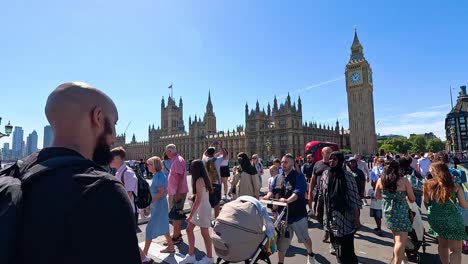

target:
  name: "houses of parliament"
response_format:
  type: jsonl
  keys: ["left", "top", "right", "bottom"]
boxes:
{"left": 115, "top": 30, "right": 377, "bottom": 160}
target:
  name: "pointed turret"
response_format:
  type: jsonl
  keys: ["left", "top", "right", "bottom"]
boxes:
{"left": 256, "top": 100, "right": 260, "bottom": 112}
{"left": 350, "top": 27, "right": 364, "bottom": 60}
{"left": 272, "top": 96, "right": 278, "bottom": 112}
{"left": 131, "top": 133, "right": 136, "bottom": 143}
{"left": 286, "top": 92, "right": 291, "bottom": 108}
{"left": 152, "top": 124, "right": 155, "bottom": 130}
{"left": 189, "top": 116, "right": 192, "bottom": 125}
{"left": 179, "top": 97, "right": 183, "bottom": 107}
{"left": 267, "top": 102, "right": 271, "bottom": 116}
{"left": 161, "top": 96, "right": 165, "bottom": 108}
{"left": 298, "top": 96, "right": 302, "bottom": 112}
{"left": 245, "top": 102, "right": 249, "bottom": 118}
{"left": 206, "top": 91, "right": 213, "bottom": 114}
{"left": 352, "top": 27, "right": 361, "bottom": 48}
{"left": 335, "top": 119, "right": 340, "bottom": 131}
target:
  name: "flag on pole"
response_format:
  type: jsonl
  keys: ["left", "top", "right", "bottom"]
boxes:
{"left": 168, "top": 83, "right": 173, "bottom": 89}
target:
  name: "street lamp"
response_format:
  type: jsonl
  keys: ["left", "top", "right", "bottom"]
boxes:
{"left": 450, "top": 125, "right": 456, "bottom": 153}
{"left": 0, "top": 117, "right": 13, "bottom": 139}
{"left": 265, "top": 140, "right": 271, "bottom": 163}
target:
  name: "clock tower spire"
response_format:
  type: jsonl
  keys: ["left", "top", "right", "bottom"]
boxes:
{"left": 345, "top": 29, "right": 377, "bottom": 155}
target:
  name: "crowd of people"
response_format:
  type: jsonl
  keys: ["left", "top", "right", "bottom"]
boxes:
{"left": 2, "top": 82, "right": 468, "bottom": 264}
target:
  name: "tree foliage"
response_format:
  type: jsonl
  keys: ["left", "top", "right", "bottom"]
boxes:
{"left": 377, "top": 134, "right": 444, "bottom": 154}
{"left": 426, "top": 139, "right": 445, "bottom": 152}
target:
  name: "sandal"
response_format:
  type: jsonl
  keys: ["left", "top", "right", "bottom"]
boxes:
{"left": 160, "top": 247, "right": 176, "bottom": 253}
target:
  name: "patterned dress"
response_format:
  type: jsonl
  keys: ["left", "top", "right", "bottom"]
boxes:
{"left": 382, "top": 191, "right": 412, "bottom": 232}
{"left": 320, "top": 170, "right": 362, "bottom": 237}
{"left": 146, "top": 171, "right": 170, "bottom": 240}
{"left": 427, "top": 192, "right": 468, "bottom": 240}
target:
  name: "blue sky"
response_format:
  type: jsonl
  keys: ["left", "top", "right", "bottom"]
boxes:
{"left": 1, "top": 1, "right": 467, "bottom": 149}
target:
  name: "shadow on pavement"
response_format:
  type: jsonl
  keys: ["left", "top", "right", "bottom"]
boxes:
{"left": 354, "top": 233, "right": 394, "bottom": 248}
{"left": 176, "top": 241, "right": 206, "bottom": 258}
{"left": 419, "top": 253, "right": 441, "bottom": 263}
{"left": 358, "top": 256, "right": 387, "bottom": 264}
{"left": 314, "top": 254, "right": 331, "bottom": 264}
{"left": 307, "top": 220, "right": 322, "bottom": 229}
{"left": 285, "top": 245, "right": 308, "bottom": 257}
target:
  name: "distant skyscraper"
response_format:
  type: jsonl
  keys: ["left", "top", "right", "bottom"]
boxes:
{"left": 12, "top": 126, "right": 24, "bottom": 152}
{"left": 2, "top": 143, "right": 10, "bottom": 160}
{"left": 43, "top": 125, "right": 53, "bottom": 148}
{"left": 26, "top": 130, "right": 38, "bottom": 155}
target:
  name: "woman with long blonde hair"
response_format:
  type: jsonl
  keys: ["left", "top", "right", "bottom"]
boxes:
{"left": 423, "top": 162, "right": 468, "bottom": 264}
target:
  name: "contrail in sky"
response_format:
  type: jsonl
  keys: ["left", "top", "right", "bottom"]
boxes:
{"left": 263, "top": 76, "right": 345, "bottom": 105}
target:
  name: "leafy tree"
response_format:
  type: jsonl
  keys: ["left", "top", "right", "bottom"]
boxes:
{"left": 409, "top": 135, "right": 427, "bottom": 153}
{"left": 379, "top": 143, "right": 396, "bottom": 154}
{"left": 389, "top": 137, "right": 412, "bottom": 154}
{"left": 340, "top": 148, "right": 352, "bottom": 154}
{"left": 426, "top": 139, "right": 445, "bottom": 152}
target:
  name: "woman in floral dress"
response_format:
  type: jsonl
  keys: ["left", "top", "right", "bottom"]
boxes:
{"left": 423, "top": 162, "right": 468, "bottom": 264}
{"left": 375, "top": 160, "right": 415, "bottom": 264}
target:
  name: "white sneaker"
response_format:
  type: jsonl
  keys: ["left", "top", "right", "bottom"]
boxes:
{"left": 179, "top": 254, "right": 196, "bottom": 264}
{"left": 307, "top": 254, "right": 316, "bottom": 264}
{"left": 194, "top": 256, "right": 214, "bottom": 264}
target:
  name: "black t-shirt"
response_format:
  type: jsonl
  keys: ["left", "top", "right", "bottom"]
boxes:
{"left": 351, "top": 168, "right": 366, "bottom": 197}
{"left": 281, "top": 170, "right": 308, "bottom": 224}
{"left": 312, "top": 160, "right": 330, "bottom": 177}
{"left": 17, "top": 148, "right": 140, "bottom": 264}
{"left": 302, "top": 162, "right": 314, "bottom": 179}
{"left": 312, "top": 160, "right": 330, "bottom": 188}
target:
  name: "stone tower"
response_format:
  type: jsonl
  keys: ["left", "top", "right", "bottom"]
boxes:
{"left": 204, "top": 91, "right": 217, "bottom": 135}
{"left": 345, "top": 29, "right": 377, "bottom": 155}
{"left": 161, "top": 95, "right": 185, "bottom": 135}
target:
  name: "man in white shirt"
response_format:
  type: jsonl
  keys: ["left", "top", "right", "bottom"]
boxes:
{"left": 110, "top": 147, "right": 151, "bottom": 263}
{"left": 417, "top": 153, "right": 431, "bottom": 178}
{"left": 110, "top": 147, "right": 138, "bottom": 224}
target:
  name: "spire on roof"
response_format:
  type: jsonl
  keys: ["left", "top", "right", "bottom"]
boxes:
{"left": 352, "top": 26, "right": 361, "bottom": 48}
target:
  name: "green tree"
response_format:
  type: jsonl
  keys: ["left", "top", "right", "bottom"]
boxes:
{"left": 340, "top": 148, "right": 352, "bottom": 154}
{"left": 380, "top": 143, "right": 396, "bottom": 154}
{"left": 426, "top": 138, "right": 445, "bottom": 152}
{"left": 389, "top": 137, "right": 412, "bottom": 154}
{"left": 409, "top": 135, "right": 427, "bottom": 153}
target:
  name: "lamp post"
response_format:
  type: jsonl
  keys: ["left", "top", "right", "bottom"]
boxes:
{"left": 0, "top": 117, "right": 13, "bottom": 139}
{"left": 450, "top": 125, "right": 456, "bottom": 153}
{"left": 265, "top": 140, "right": 271, "bottom": 164}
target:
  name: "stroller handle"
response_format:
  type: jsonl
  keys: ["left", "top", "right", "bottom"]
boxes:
{"left": 259, "top": 199, "right": 288, "bottom": 208}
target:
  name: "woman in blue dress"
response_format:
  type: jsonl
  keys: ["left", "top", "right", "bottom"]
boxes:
{"left": 142, "top": 156, "right": 175, "bottom": 256}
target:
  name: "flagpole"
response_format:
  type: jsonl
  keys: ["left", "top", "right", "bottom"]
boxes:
{"left": 450, "top": 85, "right": 453, "bottom": 109}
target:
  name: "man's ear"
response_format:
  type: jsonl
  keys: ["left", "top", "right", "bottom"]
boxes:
{"left": 91, "top": 106, "right": 104, "bottom": 128}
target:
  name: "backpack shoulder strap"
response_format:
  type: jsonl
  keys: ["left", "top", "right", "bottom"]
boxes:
{"left": 21, "top": 156, "right": 104, "bottom": 185}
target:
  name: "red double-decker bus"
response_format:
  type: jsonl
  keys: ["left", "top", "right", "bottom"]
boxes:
{"left": 304, "top": 141, "right": 339, "bottom": 163}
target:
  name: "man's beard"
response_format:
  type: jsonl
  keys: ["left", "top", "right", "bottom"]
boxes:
{"left": 92, "top": 119, "right": 113, "bottom": 166}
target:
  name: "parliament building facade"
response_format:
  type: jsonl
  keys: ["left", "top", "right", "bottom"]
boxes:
{"left": 116, "top": 30, "right": 380, "bottom": 160}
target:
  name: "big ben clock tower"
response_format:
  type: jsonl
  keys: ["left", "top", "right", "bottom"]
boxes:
{"left": 345, "top": 29, "right": 377, "bottom": 155}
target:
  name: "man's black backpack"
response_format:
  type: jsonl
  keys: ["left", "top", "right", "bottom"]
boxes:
{"left": 0, "top": 155, "right": 105, "bottom": 264}
{"left": 121, "top": 166, "right": 152, "bottom": 209}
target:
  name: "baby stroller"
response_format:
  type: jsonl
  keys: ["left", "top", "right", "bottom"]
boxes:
{"left": 211, "top": 196, "right": 287, "bottom": 264}
{"left": 405, "top": 202, "right": 426, "bottom": 262}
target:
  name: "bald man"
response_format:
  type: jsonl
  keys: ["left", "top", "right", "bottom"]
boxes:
{"left": 12, "top": 82, "right": 141, "bottom": 264}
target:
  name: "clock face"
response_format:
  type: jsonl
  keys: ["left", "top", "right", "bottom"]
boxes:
{"left": 350, "top": 72, "right": 361, "bottom": 84}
